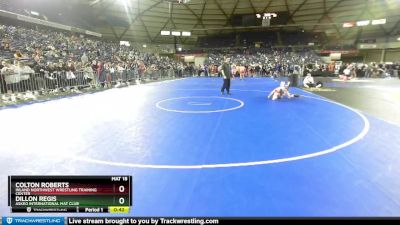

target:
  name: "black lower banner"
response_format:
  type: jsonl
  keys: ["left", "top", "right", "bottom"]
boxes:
{"left": 66, "top": 217, "right": 400, "bottom": 225}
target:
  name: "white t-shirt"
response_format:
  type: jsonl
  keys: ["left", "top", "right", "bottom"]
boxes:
{"left": 303, "top": 76, "right": 314, "bottom": 85}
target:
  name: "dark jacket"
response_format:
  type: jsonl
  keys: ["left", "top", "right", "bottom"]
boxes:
{"left": 222, "top": 63, "right": 231, "bottom": 79}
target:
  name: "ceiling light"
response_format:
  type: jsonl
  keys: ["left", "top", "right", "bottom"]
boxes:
{"left": 182, "top": 31, "right": 191, "bottom": 36}
{"left": 30, "top": 11, "right": 39, "bottom": 16}
{"left": 372, "top": 18, "right": 386, "bottom": 25}
{"left": 342, "top": 22, "right": 355, "bottom": 28}
{"left": 161, "top": 31, "right": 170, "bottom": 36}
{"left": 171, "top": 31, "right": 181, "bottom": 36}
{"left": 356, "top": 20, "right": 370, "bottom": 26}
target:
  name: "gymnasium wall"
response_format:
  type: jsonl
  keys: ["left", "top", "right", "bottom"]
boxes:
{"left": 359, "top": 48, "right": 400, "bottom": 63}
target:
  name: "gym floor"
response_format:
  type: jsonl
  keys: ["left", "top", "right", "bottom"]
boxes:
{"left": 307, "top": 77, "right": 400, "bottom": 126}
{"left": 0, "top": 77, "right": 399, "bottom": 216}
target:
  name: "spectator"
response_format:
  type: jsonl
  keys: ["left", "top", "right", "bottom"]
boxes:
{"left": 303, "top": 73, "right": 322, "bottom": 88}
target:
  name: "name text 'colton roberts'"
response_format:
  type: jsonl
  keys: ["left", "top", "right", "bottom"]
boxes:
{"left": 15, "top": 182, "right": 70, "bottom": 188}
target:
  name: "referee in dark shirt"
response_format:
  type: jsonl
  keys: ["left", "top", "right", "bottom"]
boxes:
{"left": 221, "top": 57, "right": 232, "bottom": 95}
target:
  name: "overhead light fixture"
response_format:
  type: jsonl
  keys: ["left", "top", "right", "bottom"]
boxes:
{"left": 171, "top": 31, "right": 181, "bottom": 36}
{"left": 342, "top": 22, "right": 355, "bottom": 28}
{"left": 177, "top": 47, "right": 182, "bottom": 51}
{"left": 181, "top": 31, "right": 191, "bottom": 37}
{"left": 120, "top": 41, "right": 130, "bottom": 47}
{"left": 256, "top": 13, "right": 277, "bottom": 20}
{"left": 356, "top": 20, "right": 370, "bottom": 26}
{"left": 118, "top": 0, "right": 130, "bottom": 5}
{"left": 161, "top": 30, "right": 170, "bottom": 36}
{"left": 264, "top": 13, "right": 277, "bottom": 18}
{"left": 142, "top": 44, "right": 147, "bottom": 48}
{"left": 30, "top": 11, "right": 39, "bottom": 16}
{"left": 397, "top": 37, "right": 400, "bottom": 41}
{"left": 372, "top": 18, "right": 386, "bottom": 25}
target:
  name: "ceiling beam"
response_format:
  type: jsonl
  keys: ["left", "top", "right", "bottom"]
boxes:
{"left": 366, "top": 8, "right": 389, "bottom": 35}
{"left": 119, "top": 0, "right": 164, "bottom": 40}
{"left": 168, "top": 2, "right": 184, "bottom": 44}
{"left": 152, "top": 19, "right": 172, "bottom": 42}
{"left": 216, "top": 0, "right": 240, "bottom": 35}
{"left": 339, "top": 2, "right": 370, "bottom": 40}
{"left": 262, "top": 0, "right": 273, "bottom": 13}
{"left": 286, "top": 0, "right": 308, "bottom": 24}
{"left": 199, "top": 0, "right": 209, "bottom": 36}
{"left": 191, "top": 22, "right": 343, "bottom": 31}
{"left": 139, "top": 17, "right": 154, "bottom": 43}
{"left": 137, "top": 0, "right": 153, "bottom": 42}
{"left": 248, "top": 0, "right": 257, "bottom": 14}
{"left": 354, "top": 27, "right": 364, "bottom": 44}
{"left": 182, "top": 2, "right": 209, "bottom": 41}
{"left": 284, "top": 0, "right": 295, "bottom": 24}
{"left": 195, "top": 0, "right": 209, "bottom": 45}
{"left": 389, "top": 20, "right": 400, "bottom": 35}
{"left": 179, "top": 5, "right": 208, "bottom": 44}
{"left": 90, "top": 0, "right": 120, "bottom": 39}
{"left": 311, "top": 0, "right": 345, "bottom": 33}
{"left": 314, "top": 0, "right": 342, "bottom": 38}
{"left": 213, "top": 0, "right": 229, "bottom": 20}
{"left": 93, "top": 0, "right": 114, "bottom": 18}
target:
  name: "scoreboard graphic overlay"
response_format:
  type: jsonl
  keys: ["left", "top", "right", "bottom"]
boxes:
{"left": 8, "top": 176, "right": 132, "bottom": 213}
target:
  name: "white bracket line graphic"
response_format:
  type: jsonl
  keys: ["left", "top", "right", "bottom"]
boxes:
{"left": 188, "top": 102, "right": 212, "bottom": 106}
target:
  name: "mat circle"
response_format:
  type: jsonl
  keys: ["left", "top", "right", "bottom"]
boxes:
{"left": 155, "top": 96, "right": 245, "bottom": 113}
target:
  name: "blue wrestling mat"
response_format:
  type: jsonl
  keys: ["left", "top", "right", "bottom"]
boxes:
{"left": 0, "top": 77, "right": 399, "bottom": 216}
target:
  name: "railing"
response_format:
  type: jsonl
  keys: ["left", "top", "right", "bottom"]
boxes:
{"left": 0, "top": 68, "right": 179, "bottom": 106}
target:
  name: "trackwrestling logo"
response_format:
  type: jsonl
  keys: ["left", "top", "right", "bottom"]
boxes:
{"left": 2, "top": 217, "right": 65, "bottom": 225}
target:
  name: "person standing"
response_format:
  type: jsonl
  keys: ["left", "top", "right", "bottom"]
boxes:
{"left": 197, "top": 64, "right": 203, "bottom": 76}
{"left": 204, "top": 64, "right": 209, "bottom": 77}
{"left": 220, "top": 57, "right": 232, "bottom": 95}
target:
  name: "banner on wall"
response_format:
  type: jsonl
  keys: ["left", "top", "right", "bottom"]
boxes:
{"left": 330, "top": 53, "right": 341, "bottom": 60}
{"left": 184, "top": 56, "right": 195, "bottom": 63}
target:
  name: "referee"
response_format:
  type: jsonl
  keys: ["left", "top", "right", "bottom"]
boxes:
{"left": 220, "top": 57, "right": 232, "bottom": 95}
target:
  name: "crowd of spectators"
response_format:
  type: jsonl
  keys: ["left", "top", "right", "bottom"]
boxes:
{"left": 336, "top": 62, "right": 400, "bottom": 80}
{"left": 1, "top": 21, "right": 399, "bottom": 105}
{"left": 0, "top": 23, "right": 185, "bottom": 102}
{"left": 201, "top": 47, "right": 323, "bottom": 77}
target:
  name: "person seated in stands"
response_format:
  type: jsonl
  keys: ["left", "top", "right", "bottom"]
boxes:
{"left": 0, "top": 60, "right": 8, "bottom": 95}
{"left": 13, "top": 50, "right": 24, "bottom": 60}
{"left": 268, "top": 81, "right": 297, "bottom": 100}
{"left": 377, "top": 64, "right": 389, "bottom": 78}
{"left": 394, "top": 63, "right": 399, "bottom": 79}
{"left": 2, "top": 42, "right": 10, "bottom": 52}
{"left": 364, "top": 64, "right": 372, "bottom": 78}
{"left": 303, "top": 73, "right": 323, "bottom": 88}
{"left": 328, "top": 62, "right": 335, "bottom": 73}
